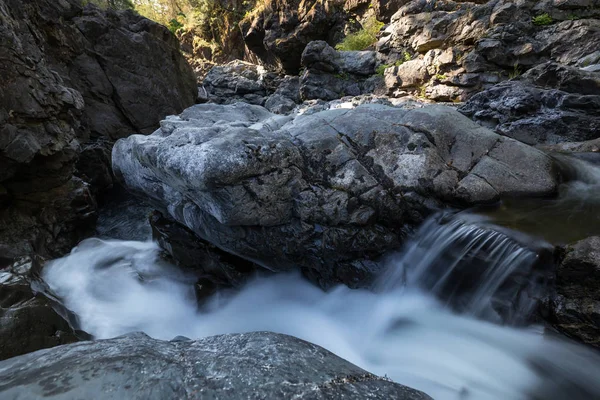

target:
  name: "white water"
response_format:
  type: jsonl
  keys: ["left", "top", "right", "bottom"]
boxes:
{"left": 43, "top": 218, "right": 600, "bottom": 400}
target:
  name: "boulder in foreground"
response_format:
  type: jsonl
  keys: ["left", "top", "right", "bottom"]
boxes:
{"left": 0, "top": 331, "right": 431, "bottom": 400}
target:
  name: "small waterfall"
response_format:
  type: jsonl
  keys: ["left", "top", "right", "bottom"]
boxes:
{"left": 377, "top": 213, "right": 552, "bottom": 324}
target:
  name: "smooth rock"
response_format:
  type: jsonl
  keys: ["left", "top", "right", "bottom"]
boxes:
{"left": 0, "top": 331, "right": 432, "bottom": 400}
{"left": 0, "top": 257, "right": 84, "bottom": 361}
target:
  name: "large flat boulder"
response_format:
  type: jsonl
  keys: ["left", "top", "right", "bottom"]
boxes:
{"left": 113, "top": 102, "right": 557, "bottom": 287}
{"left": 0, "top": 331, "right": 431, "bottom": 400}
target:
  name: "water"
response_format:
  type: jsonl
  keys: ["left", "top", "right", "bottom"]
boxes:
{"left": 43, "top": 215, "right": 600, "bottom": 400}
{"left": 376, "top": 214, "right": 552, "bottom": 325}
{"left": 477, "top": 153, "right": 600, "bottom": 244}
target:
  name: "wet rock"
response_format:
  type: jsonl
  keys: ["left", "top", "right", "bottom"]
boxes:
{"left": 113, "top": 102, "right": 557, "bottom": 288}
{"left": 0, "top": 331, "right": 432, "bottom": 399}
{"left": 150, "top": 211, "right": 258, "bottom": 289}
{"left": 460, "top": 62, "right": 600, "bottom": 145}
{"left": 0, "top": 0, "right": 197, "bottom": 259}
{"left": 0, "top": 257, "right": 84, "bottom": 361}
{"left": 549, "top": 237, "right": 600, "bottom": 347}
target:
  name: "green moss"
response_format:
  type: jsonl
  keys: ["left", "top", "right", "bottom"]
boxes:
{"left": 532, "top": 13, "right": 553, "bottom": 26}
{"left": 335, "top": 16, "right": 384, "bottom": 51}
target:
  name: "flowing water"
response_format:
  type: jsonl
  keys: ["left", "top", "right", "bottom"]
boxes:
{"left": 476, "top": 153, "right": 600, "bottom": 244}
{"left": 41, "top": 154, "right": 600, "bottom": 400}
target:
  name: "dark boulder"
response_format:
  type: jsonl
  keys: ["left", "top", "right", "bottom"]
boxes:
{"left": 113, "top": 102, "right": 557, "bottom": 288}
{"left": 0, "top": 331, "right": 431, "bottom": 399}
{"left": 0, "top": 0, "right": 197, "bottom": 259}
{"left": 150, "top": 211, "right": 259, "bottom": 292}
{"left": 300, "top": 41, "right": 384, "bottom": 101}
{"left": 0, "top": 257, "right": 84, "bottom": 361}
{"left": 548, "top": 236, "right": 600, "bottom": 348}
{"left": 240, "top": 0, "right": 348, "bottom": 74}
{"left": 460, "top": 62, "right": 600, "bottom": 145}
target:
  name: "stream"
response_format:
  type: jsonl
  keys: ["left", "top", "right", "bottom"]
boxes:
{"left": 40, "top": 154, "right": 600, "bottom": 400}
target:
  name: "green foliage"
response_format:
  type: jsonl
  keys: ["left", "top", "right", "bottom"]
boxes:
{"left": 532, "top": 13, "right": 553, "bottom": 26}
{"left": 375, "top": 53, "right": 412, "bottom": 76}
{"left": 508, "top": 63, "right": 522, "bottom": 79}
{"left": 84, "top": 0, "right": 134, "bottom": 9}
{"left": 568, "top": 14, "right": 580, "bottom": 21}
{"left": 435, "top": 74, "right": 447, "bottom": 81}
{"left": 334, "top": 72, "right": 350, "bottom": 80}
{"left": 335, "top": 16, "right": 384, "bottom": 51}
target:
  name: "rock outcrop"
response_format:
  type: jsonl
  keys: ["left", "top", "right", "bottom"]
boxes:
{"left": 233, "top": 0, "right": 600, "bottom": 103}
{"left": 240, "top": 0, "right": 350, "bottom": 74}
{"left": 376, "top": 0, "right": 600, "bottom": 100}
{"left": 113, "top": 101, "right": 558, "bottom": 288}
{"left": 0, "top": 331, "right": 431, "bottom": 399}
{"left": 0, "top": 0, "right": 197, "bottom": 259}
{"left": 460, "top": 62, "right": 600, "bottom": 145}
{"left": 300, "top": 41, "right": 384, "bottom": 100}
{"left": 549, "top": 236, "right": 600, "bottom": 348}
{"left": 0, "top": 256, "right": 85, "bottom": 361}
{"left": 200, "top": 60, "right": 301, "bottom": 113}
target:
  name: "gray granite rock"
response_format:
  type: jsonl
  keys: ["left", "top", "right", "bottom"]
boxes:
{"left": 0, "top": 331, "right": 431, "bottom": 400}
{"left": 113, "top": 102, "right": 557, "bottom": 288}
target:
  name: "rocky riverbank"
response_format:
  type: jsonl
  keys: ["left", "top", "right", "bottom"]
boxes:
{"left": 2, "top": 0, "right": 600, "bottom": 398}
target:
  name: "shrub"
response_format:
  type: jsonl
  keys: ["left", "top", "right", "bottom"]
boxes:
{"left": 335, "top": 16, "right": 384, "bottom": 51}
{"left": 532, "top": 13, "right": 553, "bottom": 26}
{"left": 375, "top": 53, "right": 412, "bottom": 76}
{"left": 168, "top": 17, "right": 184, "bottom": 34}
{"left": 375, "top": 64, "right": 389, "bottom": 76}
{"left": 508, "top": 63, "right": 522, "bottom": 79}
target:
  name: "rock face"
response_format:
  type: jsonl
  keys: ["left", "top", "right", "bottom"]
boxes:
{"left": 0, "top": 0, "right": 197, "bottom": 259}
{"left": 235, "top": 0, "right": 600, "bottom": 102}
{"left": 201, "top": 60, "right": 301, "bottom": 113}
{"left": 549, "top": 237, "right": 600, "bottom": 348}
{"left": 240, "top": 0, "right": 349, "bottom": 74}
{"left": 113, "top": 102, "right": 557, "bottom": 288}
{"left": 460, "top": 62, "right": 600, "bottom": 145}
{"left": 0, "top": 257, "right": 84, "bottom": 361}
{"left": 300, "top": 41, "right": 384, "bottom": 101}
{"left": 0, "top": 331, "right": 431, "bottom": 399}
{"left": 375, "top": 0, "right": 600, "bottom": 100}
{"left": 150, "top": 211, "right": 259, "bottom": 292}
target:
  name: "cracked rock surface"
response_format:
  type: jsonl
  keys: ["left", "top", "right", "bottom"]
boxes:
{"left": 113, "top": 102, "right": 558, "bottom": 288}
{"left": 0, "top": 331, "right": 431, "bottom": 399}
